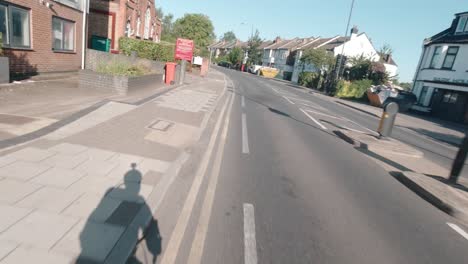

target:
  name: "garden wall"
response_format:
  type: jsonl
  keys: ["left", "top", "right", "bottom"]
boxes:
{"left": 85, "top": 49, "right": 165, "bottom": 74}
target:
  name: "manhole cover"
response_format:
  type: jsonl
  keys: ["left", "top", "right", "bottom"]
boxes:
{"left": 148, "top": 120, "right": 173, "bottom": 131}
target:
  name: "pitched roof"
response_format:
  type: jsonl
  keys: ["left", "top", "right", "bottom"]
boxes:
{"left": 318, "top": 36, "right": 349, "bottom": 50}
{"left": 379, "top": 53, "right": 398, "bottom": 66}
{"left": 425, "top": 13, "right": 468, "bottom": 45}
{"left": 259, "top": 41, "right": 274, "bottom": 49}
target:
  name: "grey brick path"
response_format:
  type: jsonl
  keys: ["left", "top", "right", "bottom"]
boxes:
{"left": 0, "top": 70, "right": 225, "bottom": 263}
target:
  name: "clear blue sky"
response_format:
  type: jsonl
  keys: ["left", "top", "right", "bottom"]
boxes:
{"left": 158, "top": 0, "right": 463, "bottom": 82}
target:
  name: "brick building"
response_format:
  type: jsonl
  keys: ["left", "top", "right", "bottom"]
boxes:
{"left": 0, "top": 0, "right": 85, "bottom": 77}
{"left": 88, "top": 0, "right": 162, "bottom": 52}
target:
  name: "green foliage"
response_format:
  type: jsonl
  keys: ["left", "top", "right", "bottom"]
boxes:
{"left": 397, "top": 81, "right": 413, "bottom": 91}
{"left": 96, "top": 61, "right": 149, "bottom": 77}
{"left": 157, "top": 8, "right": 176, "bottom": 43}
{"left": 336, "top": 79, "right": 372, "bottom": 99}
{"left": 227, "top": 47, "right": 243, "bottom": 65}
{"left": 247, "top": 30, "right": 262, "bottom": 65}
{"left": 346, "top": 55, "right": 388, "bottom": 85}
{"left": 173, "top": 14, "right": 215, "bottom": 56}
{"left": 221, "top": 31, "right": 237, "bottom": 42}
{"left": 119, "top": 37, "right": 174, "bottom": 62}
{"left": 298, "top": 72, "right": 320, "bottom": 88}
{"left": 300, "top": 48, "right": 335, "bottom": 73}
{"left": 379, "top": 43, "right": 394, "bottom": 56}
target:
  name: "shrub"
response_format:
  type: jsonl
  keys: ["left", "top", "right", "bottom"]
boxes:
{"left": 119, "top": 37, "right": 175, "bottom": 62}
{"left": 336, "top": 79, "right": 372, "bottom": 99}
{"left": 96, "top": 61, "right": 150, "bottom": 77}
{"left": 298, "top": 72, "right": 320, "bottom": 88}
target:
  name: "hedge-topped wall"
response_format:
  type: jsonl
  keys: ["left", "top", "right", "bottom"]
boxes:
{"left": 119, "top": 37, "right": 175, "bottom": 62}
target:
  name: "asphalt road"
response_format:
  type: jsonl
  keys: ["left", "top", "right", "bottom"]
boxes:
{"left": 194, "top": 67, "right": 468, "bottom": 264}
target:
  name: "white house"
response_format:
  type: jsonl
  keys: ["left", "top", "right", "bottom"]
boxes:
{"left": 412, "top": 11, "right": 468, "bottom": 123}
{"left": 289, "top": 27, "right": 398, "bottom": 83}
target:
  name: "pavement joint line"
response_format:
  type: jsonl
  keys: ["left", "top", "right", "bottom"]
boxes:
{"left": 186, "top": 85, "right": 235, "bottom": 264}
{"left": 243, "top": 203, "right": 258, "bottom": 264}
{"left": 447, "top": 222, "right": 468, "bottom": 240}
{"left": 159, "top": 90, "right": 234, "bottom": 264}
{"left": 0, "top": 207, "right": 35, "bottom": 236}
{"left": 12, "top": 185, "right": 46, "bottom": 206}
{"left": 242, "top": 113, "right": 250, "bottom": 154}
{"left": 300, "top": 108, "right": 327, "bottom": 130}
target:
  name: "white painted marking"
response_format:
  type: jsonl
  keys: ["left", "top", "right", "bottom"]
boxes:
{"left": 242, "top": 113, "right": 250, "bottom": 154}
{"left": 242, "top": 95, "right": 246, "bottom": 108}
{"left": 186, "top": 87, "right": 235, "bottom": 264}
{"left": 342, "top": 117, "right": 377, "bottom": 135}
{"left": 447, "top": 223, "right": 468, "bottom": 240}
{"left": 160, "top": 92, "right": 234, "bottom": 264}
{"left": 300, "top": 108, "right": 327, "bottom": 130}
{"left": 271, "top": 87, "right": 280, "bottom": 94}
{"left": 243, "top": 203, "right": 258, "bottom": 264}
{"left": 304, "top": 109, "right": 345, "bottom": 120}
{"left": 282, "top": 96, "right": 296, "bottom": 105}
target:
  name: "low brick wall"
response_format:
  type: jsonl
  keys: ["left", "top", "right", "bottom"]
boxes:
{"left": 79, "top": 70, "right": 164, "bottom": 95}
{"left": 85, "top": 49, "right": 165, "bottom": 74}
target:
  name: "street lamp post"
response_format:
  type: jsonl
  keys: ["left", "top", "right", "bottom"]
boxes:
{"left": 334, "top": 0, "right": 356, "bottom": 83}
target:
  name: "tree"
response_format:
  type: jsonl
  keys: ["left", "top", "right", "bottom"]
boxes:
{"left": 228, "top": 47, "right": 243, "bottom": 65}
{"left": 221, "top": 31, "right": 237, "bottom": 42}
{"left": 300, "top": 48, "right": 336, "bottom": 90}
{"left": 379, "top": 43, "right": 394, "bottom": 56}
{"left": 173, "top": 14, "right": 215, "bottom": 57}
{"left": 156, "top": 8, "right": 176, "bottom": 42}
{"left": 246, "top": 30, "right": 262, "bottom": 65}
{"left": 345, "top": 55, "right": 389, "bottom": 85}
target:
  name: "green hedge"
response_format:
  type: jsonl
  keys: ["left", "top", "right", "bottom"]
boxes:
{"left": 298, "top": 72, "right": 320, "bottom": 88}
{"left": 119, "top": 37, "right": 174, "bottom": 62}
{"left": 336, "top": 79, "right": 372, "bottom": 99}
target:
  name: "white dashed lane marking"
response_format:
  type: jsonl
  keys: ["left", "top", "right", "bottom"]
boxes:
{"left": 243, "top": 203, "right": 258, "bottom": 264}
{"left": 447, "top": 223, "right": 468, "bottom": 241}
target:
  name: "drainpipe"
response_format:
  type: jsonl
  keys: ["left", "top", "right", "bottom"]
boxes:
{"left": 81, "top": 0, "right": 88, "bottom": 69}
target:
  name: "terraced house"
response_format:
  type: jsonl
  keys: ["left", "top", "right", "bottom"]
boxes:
{"left": 412, "top": 11, "right": 468, "bottom": 123}
{"left": 0, "top": 0, "right": 86, "bottom": 78}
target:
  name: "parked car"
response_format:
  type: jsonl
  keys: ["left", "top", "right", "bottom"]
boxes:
{"left": 248, "top": 65, "right": 263, "bottom": 74}
{"left": 218, "top": 61, "right": 232, "bottom": 68}
{"left": 383, "top": 90, "right": 417, "bottom": 112}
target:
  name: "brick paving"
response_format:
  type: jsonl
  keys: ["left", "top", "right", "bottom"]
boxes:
{"left": 0, "top": 70, "right": 226, "bottom": 263}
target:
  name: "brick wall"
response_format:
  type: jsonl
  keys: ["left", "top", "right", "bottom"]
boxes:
{"left": 3, "top": 0, "right": 83, "bottom": 76}
{"left": 79, "top": 69, "right": 164, "bottom": 95}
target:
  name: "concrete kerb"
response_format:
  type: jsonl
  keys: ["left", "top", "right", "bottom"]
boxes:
{"left": 104, "top": 70, "right": 229, "bottom": 263}
{"left": 392, "top": 171, "right": 468, "bottom": 226}
{"left": 0, "top": 83, "right": 183, "bottom": 152}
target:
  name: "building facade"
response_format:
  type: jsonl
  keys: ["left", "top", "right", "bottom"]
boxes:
{"left": 0, "top": 0, "right": 85, "bottom": 76}
{"left": 412, "top": 11, "right": 468, "bottom": 123}
{"left": 88, "top": 0, "right": 162, "bottom": 52}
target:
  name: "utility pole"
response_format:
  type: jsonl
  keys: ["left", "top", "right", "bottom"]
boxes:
{"left": 334, "top": 0, "right": 356, "bottom": 82}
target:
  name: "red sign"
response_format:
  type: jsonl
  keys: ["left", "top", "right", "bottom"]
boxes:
{"left": 175, "top": 38, "right": 194, "bottom": 61}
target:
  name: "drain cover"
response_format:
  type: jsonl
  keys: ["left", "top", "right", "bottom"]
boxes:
{"left": 148, "top": 120, "right": 173, "bottom": 131}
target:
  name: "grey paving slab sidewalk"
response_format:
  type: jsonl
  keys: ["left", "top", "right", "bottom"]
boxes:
{"left": 0, "top": 75, "right": 177, "bottom": 142}
{"left": 0, "top": 70, "right": 226, "bottom": 263}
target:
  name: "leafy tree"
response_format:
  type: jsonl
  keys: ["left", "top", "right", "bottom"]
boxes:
{"left": 246, "top": 30, "right": 262, "bottom": 65}
{"left": 173, "top": 14, "right": 215, "bottom": 57}
{"left": 379, "top": 43, "right": 394, "bottom": 56}
{"left": 345, "top": 55, "right": 388, "bottom": 85}
{"left": 221, "top": 31, "right": 237, "bottom": 42}
{"left": 228, "top": 47, "right": 243, "bottom": 65}
{"left": 156, "top": 8, "right": 176, "bottom": 43}
{"left": 300, "top": 48, "right": 335, "bottom": 73}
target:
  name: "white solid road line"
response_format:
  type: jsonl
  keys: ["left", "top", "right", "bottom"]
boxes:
{"left": 187, "top": 87, "right": 235, "bottom": 264}
{"left": 242, "top": 113, "right": 250, "bottom": 154}
{"left": 447, "top": 222, "right": 468, "bottom": 240}
{"left": 282, "top": 96, "right": 296, "bottom": 105}
{"left": 243, "top": 203, "right": 258, "bottom": 264}
{"left": 160, "top": 92, "right": 234, "bottom": 264}
{"left": 300, "top": 108, "right": 327, "bottom": 130}
{"left": 242, "top": 95, "right": 246, "bottom": 108}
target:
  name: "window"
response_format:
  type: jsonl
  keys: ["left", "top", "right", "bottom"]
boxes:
{"left": 442, "top": 46, "right": 459, "bottom": 69}
{"left": 418, "top": 86, "right": 429, "bottom": 105}
{"left": 429, "top": 46, "right": 441, "bottom": 68}
{"left": 52, "top": 17, "right": 75, "bottom": 51}
{"left": 442, "top": 91, "right": 458, "bottom": 104}
{"left": 456, "top": 16, "right": 468, "bottom": 34}
{"left": 143, "top": 8, "right": 151, "bottom": 39}
{"left": 0, "top": 4, "right": 30, "bottom": 48}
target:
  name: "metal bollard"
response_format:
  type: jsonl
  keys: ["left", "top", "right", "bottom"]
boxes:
{"left": 377, "top": 102, "right": 399, "bottom": 138}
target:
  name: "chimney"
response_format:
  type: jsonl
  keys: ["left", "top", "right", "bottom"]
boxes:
{"left": 274, "top": 36, "right": 282, "bottom": 43}
{"left": 350, "top": 26, "right": 359, "bottom": 39}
